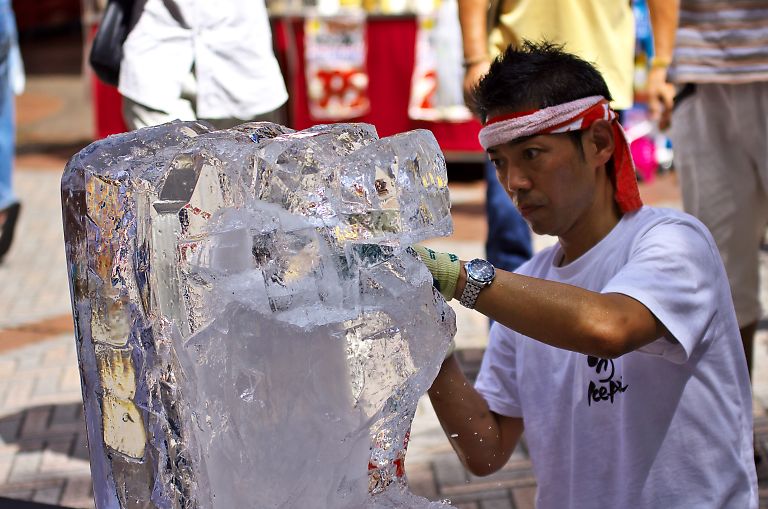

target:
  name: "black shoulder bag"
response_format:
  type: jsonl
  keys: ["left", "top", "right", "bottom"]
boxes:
{"left": 89, "top": 0, "right": 134, "bottom": 87}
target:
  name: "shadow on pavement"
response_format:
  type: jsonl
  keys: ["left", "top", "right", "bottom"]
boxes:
{"left": 0, "top": 495, "right": 69, "bottom": 508}
{"left": 0, "top": 403, "right": 89, "bottom": 463}
{"left": 0, "top": 402, "right": 92, "bottom": 508}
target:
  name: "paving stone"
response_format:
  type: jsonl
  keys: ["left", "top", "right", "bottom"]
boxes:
{"left": 468, "top": 459, "right": 533, "bottom": 486}
{"left": 452, "top": 503, "right": 479, "bottom": 509}
{"left": 446, "top": 487, "right": 510, "bottom": 505}
{"left": 0, "top": 488, "right": 33, "bottom": 499}
{"left": 0, "top": 417, "right": 21, "bottom": 442}
{"left": 40, "top": 437, "right": 75, "bottom": 473}
{"left": 48, "top": 404, "right": 83, "bottom": 437}
{"left": 58, "top": 368, "right": 82, "bottom": 393}
{"left": 0, "top": 454, "right": 15, "bottom": 484}
{"left": 0, "top": 361, "right": 16, "bottom": 380}
{"left": 41, "top": 345, "right": 69, "bottom": 368}
{"left": 0, "top": 437, "right": 15, "bottom": 456}
{"left": 4, "top": 380, "right": 34, "bottom": 411}
{"left": 20, "top": 407, "right": 51, "bottom": 438}
{"left": 433, "top": 453, "right": 468, "bottom": 487}
{"left": 511, "top": 486, "right": 537, "bottom": 509}
{"left": 480, "top": 497, "right": 514, "bottom": 509}
{"left": 9, "top": 443, "right": 44, "bottom": 481}
{"left": 456, "top": 348, "right": 485, "bottom": 383}
{"left": 32, "top": 484, "right": 62, "bottom": 505}
{"left": 0, "top": 478, "right": 66, "bottom": 498}
{"left": 407, "top": 462, "right": 438, "bottom": 499}
{"left": 59, "top": 477, "right": 93, "bottom": 509}
{"left": 71, "top": 433, "right": 88, "bottom": 462}
{"left": 32, "top": 374, "right": 64, "bottom": 399}
{"left": 16, "top": 351, "right": 47, "bottom": 372}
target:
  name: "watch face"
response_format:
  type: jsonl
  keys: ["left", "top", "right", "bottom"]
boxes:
{"left": 466, "top": 258, "right": 495, "bottom": 284}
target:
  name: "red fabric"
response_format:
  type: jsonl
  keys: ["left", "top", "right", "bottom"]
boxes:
{"left": 273, "top": 16, "right": 483, "bottom": 154}
{"left": 93, "top": 75, "right": 129, "bottom": 139}
{"left": 484, "top": 107, "right": 539, "bottom": 125}
{"left": 87, "top": 23, "right": 129, "bottom": 139}
{"left": 609, "top": 121, "right": 643, "bottom": 213}
{"left": 311, "top": 68, "right": 369, "bottom": 114}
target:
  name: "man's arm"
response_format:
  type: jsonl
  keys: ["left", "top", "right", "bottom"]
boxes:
{"left": 458, "top": 0, "right": 492, "bottom": 104}
{"left": 646, "top": 0, "right": 680, "bottom": 129}
{"left": 428, "top": 355, "right": 523, "bottom": 476}
{"left": 413, "top": 246, "right": 668, "bottom": 360}
{"left": 461, "top": 267, "right": 669, "bottom": 359}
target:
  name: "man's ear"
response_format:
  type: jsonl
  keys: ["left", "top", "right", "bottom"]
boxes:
{"left": 584, "top": 119, "right": 615, "bottom": 168}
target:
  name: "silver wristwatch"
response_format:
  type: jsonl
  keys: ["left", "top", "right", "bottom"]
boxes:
{"left": 459, "top": 258, "right": 496, "bottom": 309}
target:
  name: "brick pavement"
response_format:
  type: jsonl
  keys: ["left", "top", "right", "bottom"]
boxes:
{"left": 4, "top": 162, "right": 768, "bottom": 508}
{"left": 0, "top": 168, "right": 70, "bottom": 330}
{"left": 0, "top": 333, "right": 91, "bottom": 508}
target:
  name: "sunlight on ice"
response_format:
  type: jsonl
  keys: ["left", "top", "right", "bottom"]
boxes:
{"left": 62, "top": 120, "right": 457, "bottom": 508}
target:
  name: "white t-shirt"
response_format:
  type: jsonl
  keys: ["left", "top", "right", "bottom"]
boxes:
{"left": 119, "top": 0, "right": 288, "bottom": 120}
{"left": 475, "top": 207, "right": 757, "bottom": 509}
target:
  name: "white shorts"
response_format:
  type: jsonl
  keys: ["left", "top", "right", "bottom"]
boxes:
{"left": 671, "top": 81, "right": 768, "bottom": 327}
{"left": 122, "top": 72, "right": 284, "bottom": 131}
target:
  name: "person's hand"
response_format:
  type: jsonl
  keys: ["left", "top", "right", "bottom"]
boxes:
{"left": 646, "top": 65, "right": 675, "bottom": 130}
{"left": 463, "top": 59, "right": 491, "bottom": 109}
{"left": 411, "top": 245, "right": 460, "bottom": 301}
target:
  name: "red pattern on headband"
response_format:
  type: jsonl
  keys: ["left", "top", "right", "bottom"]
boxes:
{"left": 484, "top": 107, "right": 539, "bottom": 125}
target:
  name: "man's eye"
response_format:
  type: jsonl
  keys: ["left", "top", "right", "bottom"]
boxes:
{"left": 522, "top": 148, "right": 540, "bottom": 160}
{"left": 490, "top": 158, "right": 503, "bottom": 169}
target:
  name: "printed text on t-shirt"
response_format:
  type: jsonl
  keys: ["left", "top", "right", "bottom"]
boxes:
{"left": 586, "top": 356, "right": 628, "bottom": 406}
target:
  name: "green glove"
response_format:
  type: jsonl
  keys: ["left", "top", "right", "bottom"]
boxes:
{"left": 412, "top": 245, "right": 460, "bottom": 301}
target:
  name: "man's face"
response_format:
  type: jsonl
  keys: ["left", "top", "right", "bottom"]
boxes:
{"left": 487, "top": 132, "right": 600, "bottom": 238}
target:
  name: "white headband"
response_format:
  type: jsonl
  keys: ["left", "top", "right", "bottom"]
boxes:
{"left": 478, "top": 95, "right": 609, "bottom": 150}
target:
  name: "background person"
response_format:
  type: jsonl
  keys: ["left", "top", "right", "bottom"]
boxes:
{"left": 457, "top": 0, "right": 639, "bottom": 275}
{"left": 119, "top": 0, "right": 288, "bottom": 130}
{"left": 648, "top": 0, "right": 768, "bottom": 379}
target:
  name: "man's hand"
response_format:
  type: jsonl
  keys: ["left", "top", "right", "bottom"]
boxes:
{"left": 411, "top": 245, "right": 460, "bottom": 301}
{"left": 646, "top": 66, "right": 675, "bottom": 130}
{"left": 463, "top": 59, "right": 491, "bottom": 108}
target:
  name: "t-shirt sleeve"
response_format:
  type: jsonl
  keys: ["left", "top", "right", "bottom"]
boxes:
{"left": 601, "top": 219, "right": 723, "bottom": 363}
{"left": 474, "top": 323, "right": 523, "bottom": 417}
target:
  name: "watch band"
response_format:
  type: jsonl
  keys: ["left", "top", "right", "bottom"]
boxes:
{"left": 459, "top": 280, "right": 483, "bottom": 309}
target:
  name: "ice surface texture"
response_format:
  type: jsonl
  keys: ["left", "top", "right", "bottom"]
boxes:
{"left": 61, "top": 121, "right": 456, "bottom": 509}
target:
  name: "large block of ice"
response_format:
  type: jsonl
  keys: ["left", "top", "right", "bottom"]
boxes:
{"left": 62, "top": 121, "right": 456, "bottom": 508}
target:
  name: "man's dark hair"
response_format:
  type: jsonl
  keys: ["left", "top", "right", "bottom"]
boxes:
{"left": 470, "top": 40, "right": 613, "bottom": 124}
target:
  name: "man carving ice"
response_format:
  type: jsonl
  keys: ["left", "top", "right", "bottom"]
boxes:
{"left": 415, "top": 42, "right": 757, "bottom": 508}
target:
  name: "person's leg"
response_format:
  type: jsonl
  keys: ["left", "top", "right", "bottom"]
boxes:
{"left": 484, "top": 158, "right": 532, "bottom": 272}
{"left": 122, "top": 71, "right": 197, "bottom": 130}
{"left": 122, "top": 95, "right": 197, "bottom": 131}
{"left": 0, "top": 1, "right": 14, "bottom": 213}
{"left": 0, "top": 2, "right": 18, "bottom": 262}
{"left": 737, "top": 79, "right": 768, "bottom": 378}
{"left": 671, "top": 82, "right": 766, "bottom": 378}
{"left": 740, "top": 322, "right": 757, "bottom": 377}
{"left": 202, "top": 106, "right": 287, "bottom": 131}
